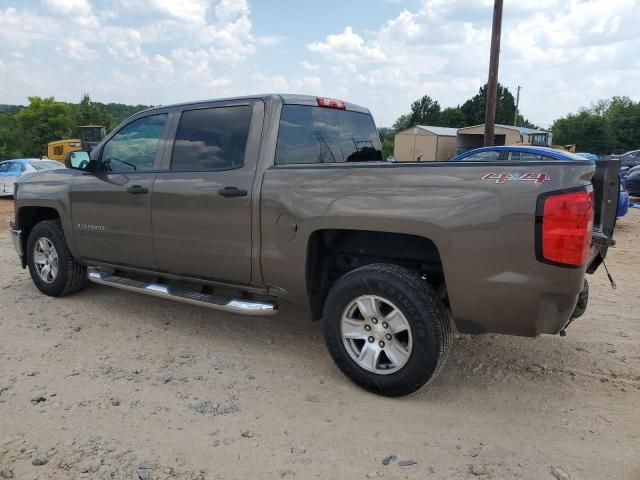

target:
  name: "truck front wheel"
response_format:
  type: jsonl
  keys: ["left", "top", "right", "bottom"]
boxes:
{"left": 323, "top": 263, "right": 451, "bottom": 397}
{"left": 26, "top": 220, "right": 88, "bottom": 297}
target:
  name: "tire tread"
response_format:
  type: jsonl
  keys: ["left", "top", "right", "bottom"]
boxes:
{"left": 27, "top": 219, "right": 88, "bottom": 297}
{"left": 323, "top": 263, "right": 452, "bottom": 396}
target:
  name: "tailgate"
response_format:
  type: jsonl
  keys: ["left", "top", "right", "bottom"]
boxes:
{"left": 588, "top": 159, "right": 620, "bottom": 274}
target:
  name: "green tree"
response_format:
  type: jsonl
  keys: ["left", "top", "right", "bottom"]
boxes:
{"left": 15, "top": 97, "right": 73, "bottom": 158}
{"left": 551, "top": 111, "right": 614, "bottom": 154}
{"left": 96, "top": 101, "right": 153, "bottom": 128}
{"left": 409, "top": 95, "right": 441, "bottom": 126}
{"left": 551, "top": 96, "right": 640, "bottom": 154}
{"left": 515, "top": 115, "right": 538, "bottom": 129}
{"left": 460, "top": 83, "right": 516, "bottom": 126}
{"left": 72, "top": 93, "right": 110, "bottom": 135}
{"left": 439, "top": 107, "right": 465, "bottom": 127}
{"left": 604, "top": 96, "right": 640, "bottom": 153}
{"left": 378, "top": 127, "right": 395, "bottom": 159}
{"left": 392, "top": 114, "right": 413, "bottom": 132}
{"left": 0, "top": 113, "right": 24, "bottom": 160}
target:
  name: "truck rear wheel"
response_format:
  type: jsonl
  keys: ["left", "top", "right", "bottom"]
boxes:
{"left": 323, "top": 263, "right": 451, "bottom": 397}
{"left": 26, "top": 220, "right": 88, "bottom": 297}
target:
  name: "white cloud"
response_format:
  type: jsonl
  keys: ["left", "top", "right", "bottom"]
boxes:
{"left": 42, "top": 0, "right": 98, "bottom": 26}
{"left": 151, "top": 54, "right": 174, "bottom": 76}
{"left": 1, "top": 0, "right": 639, "bottom": 129}
{"left": 215, "top": 0, "right": 249, "bottom": 20}
{"left": 308, "top": 27, "right": 386, "bottom": 63}
{"left": 301, "top": 61, "right": 320, "bottom": 71}
{"left": 108, "top": 29, "right": 146, "bottom": 62}
{"left": 0, "top": 7, "right": 57, "bottom": 47}
{"left": 56, "top": 39, "right": 97, "bottom": 60}
{"left": 42, "top": 0, "right": 92, "bottom": 16}
{"left": 251, "top": 74, "right": 323, "bottom": 94}
{"left": 304, "top": 0, "right": 640, "bottom": 126}
{"left": 171, "top": 48, "right": 231, "bottom": 88}
{"left": 122, "top": 0, "right": 209, "bottom": 24}
{"left": 205, "top": 14, "right": 255, "bottom": 61}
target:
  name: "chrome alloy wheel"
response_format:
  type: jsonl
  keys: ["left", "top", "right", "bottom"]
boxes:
{"left": 33, "top": 237, "right": 59, "bottom": 284}
{"left": 340, "top": 295, "right": 413, "bottom": 375}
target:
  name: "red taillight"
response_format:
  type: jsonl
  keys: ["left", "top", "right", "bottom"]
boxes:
{"left": 317, "top": 97, "right": 346, "bottom": 109}
{"left": 536, "top": 187, "right": 594, "bottom": 267}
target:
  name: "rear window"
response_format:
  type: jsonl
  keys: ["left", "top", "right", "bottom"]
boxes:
{"left": 275, "top": 105, "right": 382, "bottom": 165}
{"left": 29, "top": 160, "right": 64, "bottom": 171}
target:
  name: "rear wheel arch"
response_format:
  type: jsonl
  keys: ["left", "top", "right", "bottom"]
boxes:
{"left": 305, "top": 229, "right": 448, "bottom": 321}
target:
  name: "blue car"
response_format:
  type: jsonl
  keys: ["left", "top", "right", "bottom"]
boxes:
{"left": 575, "top": 152, "right": 600, "bottom": 161}
{"left": 451, "top": 146, "right": 629, "bottom": 217}
{"left": 0, "top": 158, "right": 64, "bottom": 196}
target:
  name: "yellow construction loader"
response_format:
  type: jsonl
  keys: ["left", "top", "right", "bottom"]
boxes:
{"left": 47, "top": 125, "right": 106, "bottom": 163}
{"left": 516, "top": 132, "right": 576, "bottom": 153}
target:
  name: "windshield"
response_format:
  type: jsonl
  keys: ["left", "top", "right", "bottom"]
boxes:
{"left": 275, "top": 105, "right": 382, "bottom": 165}
{"left": 28, "top": 160, "right": 65, "bottom": 171}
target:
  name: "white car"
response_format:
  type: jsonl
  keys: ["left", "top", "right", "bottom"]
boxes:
{"left": 0, "top": 159, "right": 65, "bottom": 196}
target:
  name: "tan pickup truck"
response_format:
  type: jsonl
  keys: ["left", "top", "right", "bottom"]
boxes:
{"left": 10, "top": 94, "right": 619, "bottom": 396}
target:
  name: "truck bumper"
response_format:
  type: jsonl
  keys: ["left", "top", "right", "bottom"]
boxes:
{"left": 451, "top": 266, "right": 587, "bottom": 337}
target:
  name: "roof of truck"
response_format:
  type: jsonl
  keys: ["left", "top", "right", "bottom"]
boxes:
{"left": 139, "top": 94, "right": 371, "bottom": 115}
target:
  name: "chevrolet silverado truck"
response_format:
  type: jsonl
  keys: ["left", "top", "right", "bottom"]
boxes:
{"left": 9, "top": 94, "right": 620, "bottom": 396}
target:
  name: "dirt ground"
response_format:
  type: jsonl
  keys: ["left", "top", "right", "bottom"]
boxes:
{"left": 0, "top": 197, "right": 638, "bottom": 480}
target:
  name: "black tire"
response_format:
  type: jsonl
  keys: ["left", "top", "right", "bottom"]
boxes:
{"left": 26, "top": 220, "right": 88, "bottom": 297}
{"left": 323, "top": 263, "right": 452, "bottom": 397}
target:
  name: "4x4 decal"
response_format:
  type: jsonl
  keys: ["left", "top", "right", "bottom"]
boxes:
{"left": 482, "top": 172, "right": 550, "bottom": 184}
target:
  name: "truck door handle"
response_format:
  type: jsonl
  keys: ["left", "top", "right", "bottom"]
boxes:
{"left": 126, "top": 185, "right": 148, "bottom": 195}
{"left": 217, "top": 186, "right": 248, "bottom": 198}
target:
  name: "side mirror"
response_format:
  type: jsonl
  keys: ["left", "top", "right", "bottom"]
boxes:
{"left": 64, "top": 150, "right": 91, "bottom": 170}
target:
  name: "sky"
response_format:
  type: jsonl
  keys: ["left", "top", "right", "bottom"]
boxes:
{"left": 0, "top": 0, "right": 639, "bottom": 128}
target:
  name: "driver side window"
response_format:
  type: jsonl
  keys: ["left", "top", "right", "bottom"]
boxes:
{"left": 101, "top": 114, "right": 167, "bottom": 172}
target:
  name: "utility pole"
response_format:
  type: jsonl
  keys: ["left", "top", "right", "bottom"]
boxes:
{"left": 484, "top": 0, "right": 504, "bottom": 146}
{"left": 513, "top": 85, "right": 522, "bottom": 126}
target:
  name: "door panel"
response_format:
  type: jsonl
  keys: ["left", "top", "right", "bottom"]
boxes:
{"left": 151, "top": 101, "right": 263, "bottom": 284}
{"left": 71, "top": 173, "right": 157, "bottom": 268}
{"left": 70, "top": 111, "right": 170, "bottom": 268}
{"left": 152, "top": 169, "right": 253, "bottom": 282}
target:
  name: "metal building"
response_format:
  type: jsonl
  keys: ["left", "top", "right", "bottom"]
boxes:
{"left": 456, "top": 124, "right": 549, "bottom": 153}
{"left": 393, "top": 125, "right": 458, "bottom": 162}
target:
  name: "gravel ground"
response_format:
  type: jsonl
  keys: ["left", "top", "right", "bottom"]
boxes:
{"left": 0, "top": 197, "right": 638, "bottom": 480}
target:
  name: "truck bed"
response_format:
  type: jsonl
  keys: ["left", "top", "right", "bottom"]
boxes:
{"left": 260, "top": 160, "right": 600, "bottom": 336}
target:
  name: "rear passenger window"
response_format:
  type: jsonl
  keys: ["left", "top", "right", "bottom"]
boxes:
{"left": 171, "top": 106, "right": 252, "bottom": 171}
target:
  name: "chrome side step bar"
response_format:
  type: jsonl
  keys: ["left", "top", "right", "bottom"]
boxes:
{"left": 87, "top": 269, "right": 277, "bottom": 316}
